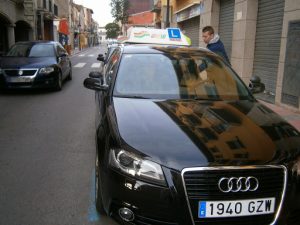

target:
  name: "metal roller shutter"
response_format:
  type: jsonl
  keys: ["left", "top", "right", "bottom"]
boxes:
{"left": 180, "top": 16, "right": 200, "bottom": 47}
{"left": 253, "top": 0, "right": 284, "bottom": 103}
{"left": 218, "top": 0, "right": 235, "bottom": 59}
{"left": 281, "top": 21, "right": 300, "bottom": 108}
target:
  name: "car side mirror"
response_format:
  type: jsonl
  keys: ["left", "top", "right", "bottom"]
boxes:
{"left": 249, "top": 75, "right": 265, "bottom": 94}
{"left": 97, "top": 54, "right": 105, "bottom": 62}
{"left": 83, "top": 78, "right": 108, "bottom": 91}
{"left": 89, "top": 71, "right": 103, "bottom": 78}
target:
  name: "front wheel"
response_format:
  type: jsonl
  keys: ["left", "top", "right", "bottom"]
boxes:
{"left": 55, "top": 72, "right": 62, "bottom": 91}
{"left": 95, "top": 150, "right": 106, "bottom": 214}
{"left": 67, "top": 65, "right": 72, "bottom": 81}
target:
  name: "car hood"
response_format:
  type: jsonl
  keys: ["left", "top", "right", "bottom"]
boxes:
{"left": 113, "top": 98, "right": 300, "bottom": 170}
{"left": 0, "top": 57, "right": 57, "bottom": 68}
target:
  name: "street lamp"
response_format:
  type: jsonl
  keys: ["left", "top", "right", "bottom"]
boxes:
{"left": 166, "top": 0, "right": 170, "bottom": 28}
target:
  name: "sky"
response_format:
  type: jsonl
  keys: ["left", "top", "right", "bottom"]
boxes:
{"left": 73, "top": 0, "right": 114, "bottom": 27}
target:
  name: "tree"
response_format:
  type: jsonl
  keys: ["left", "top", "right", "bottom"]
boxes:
{"left": 110, "top": 0, "right": 130, "bottom": 24}
{"left": 105, "top": 23, "right": 120, "bottom": 39}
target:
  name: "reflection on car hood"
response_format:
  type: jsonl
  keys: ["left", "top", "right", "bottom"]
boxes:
{"left": 113, "top": 98, "right": 300, "bottom": 170}
{"left": 0, "top": 57, "right": 57, "bottom": 68}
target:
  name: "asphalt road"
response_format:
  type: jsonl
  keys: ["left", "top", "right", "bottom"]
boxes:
{"left": 0, "top": 46, "right": 118, "bottom": 225}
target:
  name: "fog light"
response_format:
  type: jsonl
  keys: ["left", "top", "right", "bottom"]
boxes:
{"left": 119, "top": 207, "right": 134, "bottom": 222}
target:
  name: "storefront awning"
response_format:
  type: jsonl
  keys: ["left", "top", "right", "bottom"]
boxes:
{"left": 174, "top": 3, "right": 199, "bottom": 15}
{"left": 175, "top": 2, "right": 204, "bottom": 23}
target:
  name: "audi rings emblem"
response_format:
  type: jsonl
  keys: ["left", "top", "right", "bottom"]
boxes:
{"left": 218, "top": 176, "right": 259, "bottom": 193}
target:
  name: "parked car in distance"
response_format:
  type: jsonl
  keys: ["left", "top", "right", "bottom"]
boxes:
{"left": 0, "top": 41, "right": 72, "bottom": 91}
{"left": 84, "top": 28, "right": 300, "bottom": 225}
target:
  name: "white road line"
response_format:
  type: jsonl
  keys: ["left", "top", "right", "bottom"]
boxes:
{"left": 88, "top": 54, "right": 94, "bottom": 57}
{"left": 78, "top": 54, "right": 85, "bottom": 57}
{"left": 74, "top": 63, "right": 86, "bottom": 68}
{"left": 91, "top": 63, "right": 101, "bottom": 68}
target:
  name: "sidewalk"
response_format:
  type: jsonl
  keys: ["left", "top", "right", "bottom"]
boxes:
{"left": 260, "top": 100, "right": 300, "bottom": 131}
{"left": 70, "top": 45, "right": 105, "bottom": 56}
{"left": 71, "top": 47, "right": 88, "bottom": 55}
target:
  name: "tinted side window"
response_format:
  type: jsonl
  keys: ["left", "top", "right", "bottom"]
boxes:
{"left": 105, "top": 49, "right": 121, "bottom": 85}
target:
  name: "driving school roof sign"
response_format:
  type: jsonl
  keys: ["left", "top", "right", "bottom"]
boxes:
{"left": 168, "top": 28, "right": 181, "bottom": 41}
{"left": 123, "top": 27, "right": 190, "bottom": 46}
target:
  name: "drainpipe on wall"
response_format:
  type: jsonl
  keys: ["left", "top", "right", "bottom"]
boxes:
{"left": 166, "top": 0, "right": 170, "bottom": 28}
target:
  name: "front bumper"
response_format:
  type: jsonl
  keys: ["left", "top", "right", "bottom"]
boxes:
{"left": 102, "top": 165, "right": 300, "bottom": 225}
{"left": 0, "top": 70, "right": 59, "bottom": 89}
{"left": 102, "top": 166, "right": 191, "bottom": 225}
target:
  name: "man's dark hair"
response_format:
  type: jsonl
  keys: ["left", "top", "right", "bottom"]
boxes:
{"left": 202, "top": 26, "right": 214, "bottom": 34}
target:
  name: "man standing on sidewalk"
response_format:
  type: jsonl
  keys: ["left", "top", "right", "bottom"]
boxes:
{"left": 202, "top": 26, "right": 230, "bottom": 64}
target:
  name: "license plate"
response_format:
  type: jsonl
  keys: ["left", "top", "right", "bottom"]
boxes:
{"left": 198, "top": 198, "right": 275, "bottom": 218}
{"left": 7, "top": 76, "right": 33, "bottom": 83}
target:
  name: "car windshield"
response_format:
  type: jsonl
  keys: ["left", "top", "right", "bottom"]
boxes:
{"left": 6, "top": 44, "right": 55, "bottom": 57}
{"left": 113, "top": 51, "right": 252, "bottom": 100}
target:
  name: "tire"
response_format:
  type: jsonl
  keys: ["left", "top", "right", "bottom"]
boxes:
{"left": 67, "top": 66, "right": 72, "bottom": 81}
{"left": 95, "top": 150, "right": 106, "bottom": 214}
{"left": 55, "top": 72, "right": 62, "bottom": 91}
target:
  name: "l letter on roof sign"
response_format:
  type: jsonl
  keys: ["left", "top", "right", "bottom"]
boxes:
{"left": 168, "top": 28, "right": 181, "bottom": 40}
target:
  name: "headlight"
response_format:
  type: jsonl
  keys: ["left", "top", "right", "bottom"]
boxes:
{"left": 109, "top": 149, "right": 166, "bottom": 186}
{"left": 39, "top": 67, "right": 55, "bottom": 74}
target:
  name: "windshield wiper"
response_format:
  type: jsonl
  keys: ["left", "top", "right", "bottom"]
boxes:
{"left": 114, "top": 94, "right": 150, "bottom": 99}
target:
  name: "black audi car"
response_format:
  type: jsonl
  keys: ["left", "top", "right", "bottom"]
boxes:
{"left": 0, "top": 41, "right": 72, "bottom": 90}
{"left": 83, "top": 45, "right": 300, "bottom": 225}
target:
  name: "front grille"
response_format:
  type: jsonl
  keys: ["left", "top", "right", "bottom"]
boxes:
{"left": 182, "top": 166, "right": 286, "bottom": 225}
{"left": 4, "top": 69, "right": 38, "bottom": 76}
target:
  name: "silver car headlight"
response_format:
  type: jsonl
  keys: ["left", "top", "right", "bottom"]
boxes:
{"left": 109, "top": 149, "right": 166, "bottom": 186}
{"left": 39, "top": 67, "right": 55, "bottom": 74}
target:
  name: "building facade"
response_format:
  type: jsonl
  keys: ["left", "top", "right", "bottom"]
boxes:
{"left": 127, "top": 0, "right": 153, "bottom": 15}
{"left": 0, "top": 0, "right": 99, "bottom": 54}
{"left": 128, "top": 11, "right": 155, "bottom": 27}
{"left": 122, "top": 0, "right": 155, "bottom": 35}
{"left": 98, "top": 27, "right": 106, "bottom": 43}
{"left": 153, "top": 0, "right": 300, "bottom": 111}
{"left": 0, "top": 0, "right": 36, "bottom": 54}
